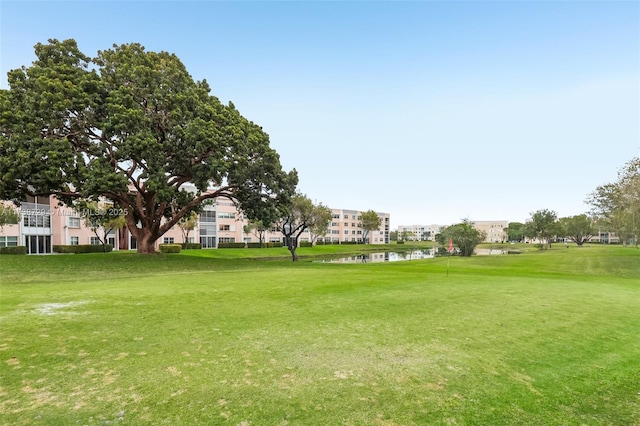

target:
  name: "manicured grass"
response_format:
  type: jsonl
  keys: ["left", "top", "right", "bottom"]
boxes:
{"left": 1, "top": 245, "right": 638, "bottom": 425}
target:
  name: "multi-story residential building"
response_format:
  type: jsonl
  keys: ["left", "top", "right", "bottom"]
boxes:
{"left": 0, "top": 196, "right": 390, "bottom": 253}
{"left": 396, "top": 224, "right": 447, "bottom": 241}
{"left": 471, "top": 220, "right": 509, "bottom": 243}
{"left": 396, "top": 221, "right": 508, "bottom": 243}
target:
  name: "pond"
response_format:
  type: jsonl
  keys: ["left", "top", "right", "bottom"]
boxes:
{"left": 317, "top": 249, "right": 437, "bottom": 264}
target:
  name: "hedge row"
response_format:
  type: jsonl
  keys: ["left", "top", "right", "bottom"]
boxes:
{"left": 181, "top": 243, "right": 202, "bottom": 250}
{"left": 218, "top": 242, "right": 284, "bottom": 249}
{"left": 53, "top": 244, "right": 113, "bottom": 254}
{"left": 0, "top": 246, "right": 27, "bottom": 255}
{"left": 159, "top": 244, "right": 182, "bottom": 253}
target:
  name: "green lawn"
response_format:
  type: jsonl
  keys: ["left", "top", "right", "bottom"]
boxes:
{"left": 1, "top": 245, "right": 638, "bottom": 425}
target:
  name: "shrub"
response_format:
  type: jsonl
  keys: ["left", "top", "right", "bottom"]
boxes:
{"left": 181, "top": 243, "right": 201, "bottom": 250}
{"left": 300, "top": 241, "right": 313, "bottom": 248}
{"left": 217, "top": 242, "right": 246, "bottom": 249}
{"left": 159, "top": 244, "right": 181, "bottom": 253}
{"left": 53, "top": 244, "right": 113, "bottom": 254}
{"left": 397, "top": 241, "right": 405, "bottom": 244}
{"left": 0, "top": 246, "right": 27, "bottom": 255}
{"left": 247, "top": 242, "right": 266, "bottom": 248}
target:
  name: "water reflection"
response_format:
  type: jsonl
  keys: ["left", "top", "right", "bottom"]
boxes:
{"left": 319, "top": 249, "right": 437, "bottom": 264}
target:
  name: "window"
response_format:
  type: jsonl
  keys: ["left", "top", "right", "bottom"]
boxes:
{"left": 69, "top": 217, "right": 81, "bottom": 228}
{"left": 218, "top": 212, "right": 235, "bottom": 219}
{"left": 23, "top": 215, "right": 51, "bottom": 227}
{"left": 219, "top": 224, "right": 230, "bottom": 231}
{"left": 163, "top": 237, "right": 174, "bottom": 244}
{"left": 200, "top": 236, "right": 215, "bottom": 248}
{"left": 199, "top": 211, "right": 216, "bottom": 222}
{"left": 0, "top": 236, "right": 18, "bottom": 247}
{"left": 218, "top": 237, "right": 235, "bottom": 243}
{"left": 344, "top": 215, "right": 349, "bottom": 219}
{"left": 70, "top": 236, "right": 79, "bottom": 245}
{"left": 332, "top": 214, "right": 340, "bottom": 219}
{"left": 331, "top": 230, "right": 339, "bottom": 234}
{"left": 200, "top": 224, "right": 216, "bottom": 236}
{"left": 90, "top": 237, "right": 101, "bottom": 245}
{"left": 344, "top": 230, "right": 349, "bottom": 234}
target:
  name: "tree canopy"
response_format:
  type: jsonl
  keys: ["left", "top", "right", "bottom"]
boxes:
{"left": 557, "top": 214, "right": 593, "bottom": 246}
{"left": 506, "top": 222, "right": 525, "bottom": 242}
{"left": 277, "top": 194, "right": 329, "bottom": 261}
{"left": 360, "top": 210, "right": 381, "bottom": 243}
{"left": 440, "top": 219, "right": 485, "bottom": 256}
{"left": 0, "top": 39, "right": 297, "bottom": 253}
{"left": 307, "top": 203, "right": 332, "bottom": 245}
{"left": 525, "top": 209, "right": 558, "bottom": 249}
{"left": 587, "top": 157, "right": 639, "bottom": 246}
{"left": 244, "top": 219, "right": 269, "bottom": 247}
{"left": 0, "top": 204, "right": 19, "bottom": 232}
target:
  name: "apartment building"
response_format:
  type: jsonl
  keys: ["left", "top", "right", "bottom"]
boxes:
{"left": 471, "top": 220, "right": 509, "bottom": 243}
{"left": 0, "top": 196, "right": 390, "bottom": 253}
{"left": 395, "top": 221, "right": 508, "bottom": 243}
{"left": 396, "top": 224, "right": 446, "bottom": 241}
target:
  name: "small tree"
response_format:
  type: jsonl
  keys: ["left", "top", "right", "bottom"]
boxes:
{"left": 360, "top": 210, "right": 382, "bottom": 244}
{"left": 0, "top": 204, "right": 20, "bottom": 233}
{"left": 244, "top": 219, "right": 268, "bottom": 247}
{"left": 525, "top": 209, "right": 558, "bottom": 249}
{"left": 400, "top": 230, "right": 414, "bottom": 242}
{"left": 557, "top": 214, "right": 594, "bottom": 246}
{"left": 441, "top": 219, "right": 486, "bottom": 256}
{"left": 308, "top": 203, "right": 332, "bottom": 245}
{"left": 506, "top": 222, "right": 525, "bottom": 242}
{"left": 277, "top": 194, "right": 327, "bottom": 261}
{"left": 78, "top": 202, "right": 126, "bottom": 252}
{"left": 178, "top": 212, "right": 198, "bottom": 244}
{"left": 389, "top": 230, "right": 398, "bottom": 241}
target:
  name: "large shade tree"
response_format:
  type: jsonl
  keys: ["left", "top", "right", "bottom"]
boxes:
{"left": 0, "top": 39, "right": 297, "bottom": 253}
{"left": 525, "top": 209, "right": 558, "bottom": 249}
{"left": 557, "top": 214, "right": 594, "bottom": 246}
{"left": 587, "top": 157, "right": 640, "bottom": 246}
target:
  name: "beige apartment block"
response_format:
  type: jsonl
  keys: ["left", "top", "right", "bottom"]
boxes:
{"left": 396, "top": 224, "right": 446, "bottom": 241}
{"left": 395, "top": 221, "right": 508, "bottom": 243}
{"left": 0, "top": 195, "right": 390, "bottom": 253}
{"left": 471, "top": 220, "right": 509, "bottom": 243}
{"left": 321, "top": 209, "right": 390, "bottom": 244}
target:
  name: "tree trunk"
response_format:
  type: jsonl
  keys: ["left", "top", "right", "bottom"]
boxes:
{"left": 130, "top": 227, "right": 158, "bottom": 254}
{"left": 286, "top": 235, "right": 299, "bottom": 262}
{"left": 137, "top": 236, "right": 157, "bottom": 254}
{"left": 288, "top": 246, "right": 298, "bottom": 262}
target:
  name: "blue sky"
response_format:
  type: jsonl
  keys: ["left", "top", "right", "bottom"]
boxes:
{"left": 1, "top": 1, "right": 638, "bottom": 227}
